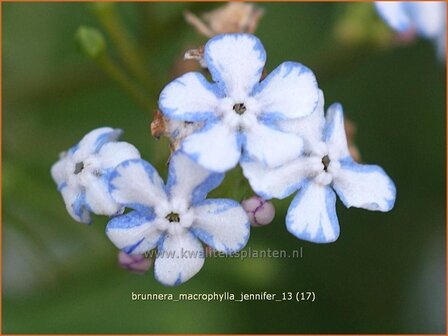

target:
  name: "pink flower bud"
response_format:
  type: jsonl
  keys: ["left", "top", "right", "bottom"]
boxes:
{"left": 241, "top": 195, "right": 275, "bottom": 227}
{"left": 118, "top": 251, "right": 152, "bottom": 274}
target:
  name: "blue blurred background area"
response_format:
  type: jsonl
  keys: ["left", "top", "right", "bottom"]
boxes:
{"left": 2, "top": 2, "right": 446, "bottom": 333}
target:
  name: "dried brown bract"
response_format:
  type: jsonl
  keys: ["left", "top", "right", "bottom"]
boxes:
{"left": 170, "top": 45, "right": 204, "bottom": 76}
{"left": 184, "top": 45, "right": 207, "bottom": 68}
{"left": 167, "top": 119, "right": 203, "bottom": 152}
{"left": 150, "top": 109, "right": 167, "bottom": 140}
{"left": 184, "top": 3, "right": 264, "bottom": 38}
{"left": 151, "top": 109, "right": 203, "bottom": 153}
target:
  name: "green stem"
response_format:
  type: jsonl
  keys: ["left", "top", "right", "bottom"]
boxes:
{"left": 96, "top": 53, "right": 152, "bottom": 112}
{"left": 92, "top": 3, "right": 155, "bottom": 93}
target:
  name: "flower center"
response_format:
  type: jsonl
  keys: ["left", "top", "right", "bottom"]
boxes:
{"left": 74, "top": 161, "right": 84, "bottom": 174}
{"left": 165, "top": 212, "right": 180, "bottom": 223}
{"left": 233, "top": 103, "right": 246, "bottom": 115}
{"left": 155, "top": 202, "right": 194, "bottom": 236}
{"left": 321, "top": 155, "right": 330, "bottom": 172}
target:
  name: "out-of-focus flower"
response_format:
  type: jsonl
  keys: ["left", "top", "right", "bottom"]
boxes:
{"left": 51, "top": 127, "right": 140, "bottom": 223}
{"left": 118, "top": 251, "right": 152, "bottom": 274}
{"left": 375, "top": 1, "right": 446, "bottom": 57}
{"left": 184, "top": 3, "right": 264, "bottom": 38}
{"left": 159, "top": 33, "right": 319, "bottom": 173}
{"left": 105, "top": 152, "right": 250, "bottom": 286}
{"left": 243, "top": 102, "right": 396, "bottom": 243}
{"left": 241, "top": 196, "right": 275, "bottom": 227}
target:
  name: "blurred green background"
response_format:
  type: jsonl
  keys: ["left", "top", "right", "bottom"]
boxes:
{"left": 3, "top": 2, "right": 446, "bottom": 334}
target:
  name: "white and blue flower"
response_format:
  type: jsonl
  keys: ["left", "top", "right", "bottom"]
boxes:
{"left": 51, "top": 127, "right": 141, "bottom": 223}
{"left": 375, "top": 1, "right": 446, "bottom": 58}
{"left": 242, "top": 101, "right": 396, "bottom": 243}
{"left": 105, "top": 152, "right": 250, "bottom": 286}
{"left": 159, "top": 33, "right": 319, "bottom": 173}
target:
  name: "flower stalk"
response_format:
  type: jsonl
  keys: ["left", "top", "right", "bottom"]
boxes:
{"left": 89, "top": 2, "right": 155, "bottom": 93}
{"left": 76, "top": 26, "right": 152, "bottom": 112}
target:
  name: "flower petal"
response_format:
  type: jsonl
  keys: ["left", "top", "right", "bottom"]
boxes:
{"left": 154, "top": 231, "right": 205, "bottom": 286}
{"left": 323, "top": 103, "right": 350, "bottom": 161}
{"left": 84, "top": 174, "right": 123, "bottom": 216}
{"left": 332, "top": 159, "right": 396, "bottom": 211}
{"left": 97, "top": 141, "right": 141, "bottom": 169}
{"left": 73, "top": 127, "right": 122, "bottom": 159}
{"left": 191, "top": 199, "right": 250, "bottom": 253}
{"left": 244, "top": 122, "right": 303, "bottom": 168}
{"left": 241, "top": 156, "right": 311, "bottom": 200}
{"left": 278, "top": 89, "right": 325, "bottom": 149}
{"left": 406, "top": 2, "right": 445, "bottom": 38}
{"left": 51, "top": 156, "right": 69, "bottom": 188}
{"left": 204, "top": 33, "right": 266, "bottom": 99}
{"left": 159, "top": 72, "right": 222, "bottom": 122}
{"left": 109, "top": 159, "right": 168, "bottom": 211}
{"left": 286, "top": 182, "right": 340, "bottom": 243}
{"left": 106, "top": 211, "right": 163, "bottom": 255}
{"left": 60, "top": 186, "right": 91, "bottom": 224}
{"left": 375, "top": 2, "right": 412, "bottom": 33}
{"left": 166, "top": 119, "right": 203, "bottom": 143}
{"left": 166, "top": 151, "right": 224, "bottom": 205}
{"left": 181, "top": 122, "right": 241, "bottom": 173}
{"left": 254, "top": 62, "right": 319, "bottom": 120}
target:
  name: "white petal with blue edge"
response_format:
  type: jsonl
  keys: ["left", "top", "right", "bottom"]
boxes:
{"left": 51, "top": 157, "right": 69, "bottom": 187}
{"left": 204, "top": 34, "right": 266, "bottom": 99}
{"left": 159, "top": 72, "right": 221, "bottom": 122}
{"left": 110, "top": 159, "right": 168, "bottom": 210}
{"left": 166, "top": 152, "right": 224, "bottom": 205}
{"left": 332, "top": 160, "right": 396, "bottom": 212}
{"left": 244, "top": 122, "right": 303, "bottom": 168}
{"left": 74, "top": 127, "right": 122, "bottom": 159}
{"left": 191, "top": 199, "right": 250, "bottom": 253}
{"left": 286, "top": 182, "right": 340, "bottom": 243}
{"left": 181, "top": 122, "right": 241, "bottom": 173}
{"left": 154, "top": 231, "right": 205, "bottom": 286}
{"left": 106, "top": 211, "right": 163, "bottom": 255}
{"left": 278, "top": 89, "right": 325, "bottom": 148}
{"left": 96, "top": 141, "right": 141, "bottom": 168}
{"left": 324, "top": 103, "right": 350, "bottom": 161}
{"left": 84, "top": 173, "right": 122, "bottom": 216}
{"left": 254, "top": 62, "right": 319, "bottom": 120}
{"left": 241, "top": 156, "right": 311, "bottom": 200}
{"left": 61, "top": 186, "right": 91, "bottom": 224}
